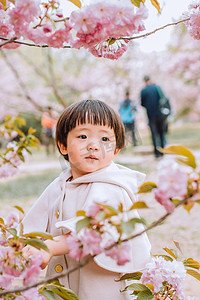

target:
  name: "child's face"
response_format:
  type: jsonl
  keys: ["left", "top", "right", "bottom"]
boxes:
{"left": 59, "top": 123, "right": 119, "bottom": 179}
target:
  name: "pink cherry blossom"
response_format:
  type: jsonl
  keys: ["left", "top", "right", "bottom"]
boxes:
{"left": 70, "top": 1, "right": 148, "bottom": 58}
{"left": 22, "top": 264, "right": 41, "bottom": 285}
{"left": 5, "top": 212, "right": 20, "bottom": 228}
{"left": 22, "top": 287, "right": 45, "bottom": 299}
{"left": 141, "top": 256, "right": 186, "bottom": 298}
{"left": 156, "top": 159, "right": 189, "bottom": 198}
{"left": 154, "top": 188, "right": 175, "bottom": 213}
{"left": 86, "top": 203, "right": 102, "bottom": 218}
{"left": 0, "top": 10, "right": 15, "bottom": 38}
{"left": 0, "top": 274, "right": 13, "bottom": 289}
{"left": 67, "top": 228, "right": 103, "bottom": 260}
{"left": 184, "top": 0, "right": 200, "bottom": 40}
{"left": 105, "top": 241, "right": 130, "bottom": 266}
{"left": 81, "top": 228, "right": 102, "bottom": 256}
{"left": 10, "top": 0, "right": 41, "bottom": 23}
{"left": 47, "top": 24, "right": 72, "bottom": 48}
{"left": 66, "top": 232, "right": 83, "bottom": 260}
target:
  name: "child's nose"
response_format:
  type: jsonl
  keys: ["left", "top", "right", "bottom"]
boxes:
{"left": 87, "top": 141, "right": 99, "bottom": 151}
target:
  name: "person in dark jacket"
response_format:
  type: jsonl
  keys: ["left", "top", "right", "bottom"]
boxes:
{"left": 141, "top": 75, "right": 166, "bottom": 158}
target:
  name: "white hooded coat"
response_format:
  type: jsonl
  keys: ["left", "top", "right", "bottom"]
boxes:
{"left": 22, "top": 162, "right": 151, "bottom": 300}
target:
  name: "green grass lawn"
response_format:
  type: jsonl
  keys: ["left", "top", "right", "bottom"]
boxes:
{"left": 139, "top": 122, "right": 200, "bottom": 149}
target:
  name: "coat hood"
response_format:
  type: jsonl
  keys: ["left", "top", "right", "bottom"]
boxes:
{"left": 59, "top": 161, "right": 145, "bottom": 203}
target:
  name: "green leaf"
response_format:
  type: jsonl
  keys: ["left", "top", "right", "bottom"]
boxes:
{"left": 24, "top": 238, "right": 50, "bottom": 253}
{"left": 173, "top": 240, "right": 183, "bottom": 254}
{"left": 97, "top": 203, "right": 118, "bottom": 217}
{"left": 28, "top": 127, "right": 36, "bottom": 135}
{"left": 0, "top": 218, "right": 5, "bottom": 225}
{"left": 96, "top": 209, "right": 106, "bottom": 222}
{"left": 13, "top": 205, "right": 24, "bottom": 215}
{"left": 39, "top": 289, "right": 56, "bottom": 300}
{"left": 161, "top": 145, "right": 196, "bottom": 169}
{"left": 137, "top": 289, "right": 154, "bottom": 300}
{"left": 163, "top": 247, "right": 177, "bottom": 259}
{"left": 130, "top": 0, "right": 144, "bottom": 8}
{"left": 50, "top": 287, "right": 79, "bottom": 300}
{"left": 15, "top": 117, "right": 26, "bottom": 126}
{"left": 154, "top": 254, "right": 173, "bottom": 262}
{"left": 7, "top": 228, "right": 17, "bottom": 237}
{"left": 183, "top": 201, "right": 194, "bottom": 213}
{"left": 118, "top": 202, "right": 124, "bottom": 213}
{"left": 23, "top": 232, "right": 54, "bottom": 240}
{"left": 76, "top": 210, "right": 86, "bottom": 217}
{"left": 150, "top": 0, "right": 161, "bottom": 14}
{"left": 121, "top": 218, "right": 145, "bottom": 237}
{"left": 137, "top": 182, "right": 157, "bottom": 194}
{"left": 122, "top": 283, "right": 150, "bottom": 292}
{"left": 76, "top": 217, "right": 90, "bottom": 233}
{"left": 0, "top": 0, "right": 7, "bottom": 9}
{"left": 108, "top": 38, "right": 116, "bottom": 46}
{"left": 184, "top": 258, "right": 200, "bottom": 270}
{"left": 117, "top": 272, "right": 142, "bottom": 281}
{"left": 186, "top": 268, "right": 200, "bottom": 281}
{"left": 67, "top": 0, "right": 81, "bottom": 8}
{"left": 16, "top": 128, "right": 24, "bottom": 136}
{"left": 129, "top": 201, "right": 149, "bottom": 210}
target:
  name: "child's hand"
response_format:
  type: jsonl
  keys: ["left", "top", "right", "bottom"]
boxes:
{"left": 22, "top": 245, "right": 52, "bottom": 269}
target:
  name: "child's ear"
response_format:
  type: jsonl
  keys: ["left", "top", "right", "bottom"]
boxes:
{"left": 58, "top": 142, "right": 68, "bottom": 155}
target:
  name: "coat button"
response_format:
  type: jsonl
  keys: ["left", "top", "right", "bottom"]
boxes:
{"left": 56, "top": 210, "right": 60, "bottom": 219}
{"left": 55, "top": 264, "right": 63, "bottom": 273}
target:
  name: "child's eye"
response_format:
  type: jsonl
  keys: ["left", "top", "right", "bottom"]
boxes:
{"left": 101, "top": 137, "right": 109, "bottom": 142}
{"left": 78, "top": 135, "right": 87, "bottom": 139}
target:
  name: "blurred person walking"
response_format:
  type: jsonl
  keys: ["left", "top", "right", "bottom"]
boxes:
{"left": 41, "top": 106, "right": 57, "bottom": 155}
{"left": 140, "top": 75, "right": 171, "bottom": 158}
{"left": 119, "top": 89, "right": 137, "bottom": 147}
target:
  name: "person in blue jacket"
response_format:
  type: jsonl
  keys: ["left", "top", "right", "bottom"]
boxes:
{"left": 119, "top": 89, "right": 137, "bottom": 147}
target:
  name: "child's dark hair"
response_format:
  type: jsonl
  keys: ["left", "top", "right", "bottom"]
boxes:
{"left": 56, "top": 100, "right": 125, "bottom": 160}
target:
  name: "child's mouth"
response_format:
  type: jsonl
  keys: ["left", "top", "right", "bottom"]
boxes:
{"left": 85, "top": 155, "right": 98, "bottom": 160}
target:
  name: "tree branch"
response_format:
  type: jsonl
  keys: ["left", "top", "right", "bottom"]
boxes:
{"left": 1, "top": 50, "right": 44, "bottom": 112}
{"left": 47, "top": 49, "right": 66, "bottom": 107}
{"left": 0, "top": 195, "right": 192, "bottom": 296}
{"left": 126, "top": 17, "right": 190, "bottom": 41}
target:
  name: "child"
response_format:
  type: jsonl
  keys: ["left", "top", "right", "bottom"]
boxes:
{"left": 22, "top": 100, "right": 151, "bottom": 300}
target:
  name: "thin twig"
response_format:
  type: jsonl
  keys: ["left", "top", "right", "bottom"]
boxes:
{"left": 126, "top": 17, "right": 190, "bottom": 41}
{"left": 1, "top": 50, "right": 44, "bottom": 112}
{"left": 47, "top": 49, "right": 66, "bottom": 107}
{"left": 0, "top": 37, "right": 71, "bottom": 48}
{"left": 0, "top": 255, "right": 94, "bottom": 296}
{"left": 0, "top": 37, "right": 17, "bottom": 47}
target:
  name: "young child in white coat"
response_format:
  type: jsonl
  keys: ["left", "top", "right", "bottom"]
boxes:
{"left": 22, "top": 100, "right": 151, "bottom": 300}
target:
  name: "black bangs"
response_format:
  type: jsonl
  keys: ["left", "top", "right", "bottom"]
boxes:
{"left": 68, "top": 100, "right": 115, "bottom": 130}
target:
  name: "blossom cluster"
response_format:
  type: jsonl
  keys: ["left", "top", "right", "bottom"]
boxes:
{"left": 0, "top": 0, "right": 148, "bottom": 59}
{"left": 66, "top": 203, "right": 131, "bottom": 265}
{"left": 0, "top": 212, "right": 45, "bottom": 299}
{"left": 141, "top": 256, "right": 186, "bottom": 299}
{"left": 183, "top": 0, "right": 200, "bottom": 40}
{"left": 0, "top": 142, "right": 28, "bottom": 179}
{"left": 153, "top": 158, "right": 190, "bottom": 213}
{"left": 149, "top": 145, "right": 200, "bottom": 214}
